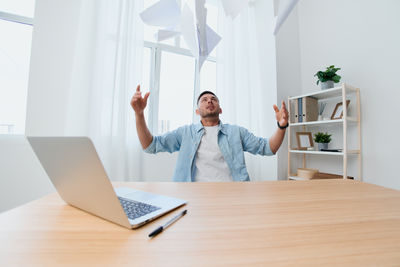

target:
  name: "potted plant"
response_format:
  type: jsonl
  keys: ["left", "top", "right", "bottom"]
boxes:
{"left": 314, "top": 65, "right": 341, "bottom": 89}
{"left": 314, "top": 132, "right": 332, "bottom": 151}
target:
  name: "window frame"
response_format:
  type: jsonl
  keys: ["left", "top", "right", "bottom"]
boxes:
{"left": 0, "top": 10, "right": 34, "bottom": 134}
{"left": 0, "top": 11, "right": 33, "bottom": 25}
{"left": 143, "top": 40, "right": 216, "bottom": 134}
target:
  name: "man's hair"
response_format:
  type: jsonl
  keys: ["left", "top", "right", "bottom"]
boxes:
{"left": 197, "top": 91, "right": 218, "bottom": 105}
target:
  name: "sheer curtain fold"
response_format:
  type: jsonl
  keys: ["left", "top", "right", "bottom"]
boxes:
{"left": 85, "top": 0, "right": 144, "bottom": 181}
{"left": 216, "top": 1, "right": 277, "bottom": 180}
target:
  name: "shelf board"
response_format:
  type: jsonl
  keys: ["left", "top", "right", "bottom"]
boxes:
{"left": 288, "top": 176, "right": 309, "bottom": 181}
{"left": 288, "top": 175, "right": 349, "bottom": 180}
{"left": 288, "top": 83, "right": 358, "bottom": 101}
{"left": 289, "top": 150, "right": 360, "bottom": 156}
{"left": 289, "top": 117, "right": 358, "bottom": 127}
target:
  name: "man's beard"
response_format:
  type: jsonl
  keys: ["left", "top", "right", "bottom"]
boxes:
{"left": 201, "top": 110, "right": 219, "bottom": 118}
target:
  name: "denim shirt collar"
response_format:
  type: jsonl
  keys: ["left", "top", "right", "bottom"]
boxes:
{"left": 195, "top": 120, "right": 227, "bottom": 135}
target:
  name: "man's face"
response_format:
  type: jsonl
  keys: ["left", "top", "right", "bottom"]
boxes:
{"left": 196, "top": 93, "right": 222, "bottom": 118}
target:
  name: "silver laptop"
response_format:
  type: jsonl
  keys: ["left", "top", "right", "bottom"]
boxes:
{"left": 27, "top": 136, "right": 186, "bottom": 229}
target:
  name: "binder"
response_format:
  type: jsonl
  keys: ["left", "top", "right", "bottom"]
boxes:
{"left": 293, "top": 99, "right": 299, "bottom": 123}
{"left": 290, "top": 99, "right": 297, "bottom": 123}
{"left": 302, "top": 97, "right": 318, "bottom": 122}
{"left": 298, "top": 98, "right": 303, "bottom": 122}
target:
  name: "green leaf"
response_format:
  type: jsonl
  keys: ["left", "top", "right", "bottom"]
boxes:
{"left": 315, "top": 65, "right": 341, "bottom": 84}
{"left": 332, "top": 75, "right": 341, "bottom": 83}
{"left": 314, "top": 132, "right": 332, "bottom": 143}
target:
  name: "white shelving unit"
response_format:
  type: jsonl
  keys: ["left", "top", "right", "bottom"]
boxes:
{"left": 287, "top": 83, "right": 362, "bottom": 180}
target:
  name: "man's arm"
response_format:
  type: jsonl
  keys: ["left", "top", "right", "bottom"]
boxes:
{"left": 269, "top": 127, "right": 286, "bottom": 154}
{"left": 269, "top": 101, "right": 289, "bottom": 154}
{"left": 131, "top": 85, "right": 152, "bottom": 149}
{"left": 135, "top": 113, "right": 153, "bottom": 149}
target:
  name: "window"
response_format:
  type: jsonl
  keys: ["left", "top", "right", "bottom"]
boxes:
{"left": 142, "top": 47, "right": 152, "bottom": 122}
{"left": 159, "top": 51, "right": 195, "bottom": 131}
{"left": 143, "top": 0, "right": 218, "bottom": 134}
{"left": 0, "top": 2, "right": 35, "bottom": 134}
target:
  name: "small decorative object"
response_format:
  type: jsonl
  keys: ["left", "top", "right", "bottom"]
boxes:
{"left": 297, "top": 168, "right": 319, "bottom": 179}
{"left": 296, "top": 132, "right": 314, "bottom": 150}
{"left": 331, "top": 100, "right": 351, "bottom": 120}
{"left": 318, "top": 102, "right": 327, "bottom": 120}
{"left": 314, "top": 65, "right": 341, "bottom": 90}
{"left": 314, "top": 132, "right": 332, "bottom": 151}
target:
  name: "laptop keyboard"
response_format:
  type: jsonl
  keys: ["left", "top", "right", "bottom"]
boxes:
{"left": 118, "top": 196, "right": 161, "bottom": 220}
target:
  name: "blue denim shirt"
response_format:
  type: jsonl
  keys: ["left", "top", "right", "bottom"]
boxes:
{"left": 144, "top": 121, "right": 274, "bottom": 182}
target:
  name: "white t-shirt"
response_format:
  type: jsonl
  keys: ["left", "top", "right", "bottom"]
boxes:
{"left": 194, "top": 126, "right": 233, "bottom": 182}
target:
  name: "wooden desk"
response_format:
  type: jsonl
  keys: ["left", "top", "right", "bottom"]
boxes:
{"left": 1, "top": 180, "right": 400, "bottom": 266}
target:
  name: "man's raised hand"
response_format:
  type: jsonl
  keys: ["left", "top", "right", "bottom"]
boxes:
{"left": 273, "top": 101, "right": 289, "bottom": 128}
{"left": 130, "top": 85, "right": 150, "bottom": 115}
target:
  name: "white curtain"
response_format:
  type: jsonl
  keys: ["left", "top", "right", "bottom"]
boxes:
{"left": 27, "top": 0, "right": 148, "bottom": 181}
{"left": 49, "top": 0, "right": 145, "bottom": 181}
{"left": 85, "top": 0, "right": 145, "bottom": 181}
{"left": 216, "top": 0, "right": 278, "bottom": 180}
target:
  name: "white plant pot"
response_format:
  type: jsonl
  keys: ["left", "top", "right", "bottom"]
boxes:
{"left": 321, "top": 81, "right": 334, "bottom": 90}
{"left": 318, "top": 143, "right": 329, "bottom": 151}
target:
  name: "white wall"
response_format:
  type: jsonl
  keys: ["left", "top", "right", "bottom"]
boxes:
{"left": 0, "top": 136, "right": 54, "bottom": 213}
{"left": 276, "top": 0, "right": 400, "bottom": 189}
{"left": 275, "top": 3, "right": 302, "bottom": 180}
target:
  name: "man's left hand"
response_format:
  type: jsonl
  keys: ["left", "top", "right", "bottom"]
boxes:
{"left": 273, "top": 101, "right": 289, "bottom": 128}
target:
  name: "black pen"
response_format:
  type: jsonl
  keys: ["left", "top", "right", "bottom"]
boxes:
{"left": 148, "top": 209, "right": 187, "bottom": 238}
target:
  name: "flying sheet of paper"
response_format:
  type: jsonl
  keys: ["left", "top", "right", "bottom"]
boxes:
{"left": 199, "top": 24, "right": 221, "bottom": 69}
{"left": 195, "top": 0, "right": 208, "bottom": 55}
{"left": 140, "top": 0, "right": 181, "bottom": 28}
{"left": 180, "top": 3, "right": 199, "bottom": 59}
{"left": 141, "top": 0, "right": 221, "bottom": 70}
{"left": 221, "top": 0, "right": 249, "bottom": 19}
{"left": 273, "top": 0, "right": 299, "bottom": 35}
{"left": 155, "top": 29, "right": 180, "bottom": 42}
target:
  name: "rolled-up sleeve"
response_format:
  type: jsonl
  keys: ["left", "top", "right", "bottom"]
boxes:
{"left": 239, "top": 127, "right": 273, "bottom": 156}
{"left": 143, "top": 128, "right": 182, "bottom": 154}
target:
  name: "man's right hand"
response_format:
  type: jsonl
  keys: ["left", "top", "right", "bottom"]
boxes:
{"left": 130, "top": 85, "right": 150, "bottom": 115}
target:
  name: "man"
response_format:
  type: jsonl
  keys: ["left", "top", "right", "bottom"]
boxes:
{"left": 131, "top": 85, "right": 288, "bottom": 182}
